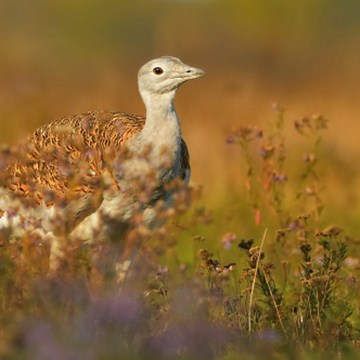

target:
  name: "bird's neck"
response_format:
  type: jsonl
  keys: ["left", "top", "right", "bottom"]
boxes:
{"left": 140, "top": 90, "right": 181, "bottom": 141}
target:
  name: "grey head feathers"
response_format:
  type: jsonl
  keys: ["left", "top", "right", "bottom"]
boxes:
{"left": 138, "top": 56, "right": 205, "bottom": 96}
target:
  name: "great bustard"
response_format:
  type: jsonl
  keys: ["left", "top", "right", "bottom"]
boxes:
{"left": 0, "top": 56, "right": 204, "bottom": 266}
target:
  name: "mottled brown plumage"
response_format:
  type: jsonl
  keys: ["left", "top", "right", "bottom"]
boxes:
{"left": 9, "top": 111, "right": 145, "bottom": 201}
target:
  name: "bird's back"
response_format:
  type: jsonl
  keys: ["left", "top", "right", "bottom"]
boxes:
{"left": 8, "top": 110, "right": 145, "bottom": 204}
{"left": 1, "top": 111, "right": 144, "bottom": 232}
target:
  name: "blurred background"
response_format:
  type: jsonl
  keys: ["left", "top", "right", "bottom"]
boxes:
{"left": 1, "top": 0, "right": 360, "bottom": 231}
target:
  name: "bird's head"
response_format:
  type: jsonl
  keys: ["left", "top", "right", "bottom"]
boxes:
{"left": 138, "top": 56, "right": 205, "bottom": 98}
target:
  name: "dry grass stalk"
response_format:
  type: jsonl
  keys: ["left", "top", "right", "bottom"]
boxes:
{"left": 248, "top": 227, "right": 267, "bottom": 333}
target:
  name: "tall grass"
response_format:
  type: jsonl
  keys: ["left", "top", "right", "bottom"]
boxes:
{"left": 0, "top": 107, "right": 359, "bottom": 359}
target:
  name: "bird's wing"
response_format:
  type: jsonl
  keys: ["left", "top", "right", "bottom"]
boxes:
{"left": 6, "top": 110, "right": 145, "bottom": 229}
{"left": 180, "top": 138, "right": 191, "bottom": 184}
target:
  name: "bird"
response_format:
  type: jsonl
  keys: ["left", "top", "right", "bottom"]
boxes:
{"left": 0, "top": 56, "right": 205, "bottom": 269}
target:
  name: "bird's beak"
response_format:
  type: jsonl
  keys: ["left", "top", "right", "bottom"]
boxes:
{"left": 184, "top": 66, "right": 205, "bottom": 80}
{"left": 177, "top": 64, "right": 205, "bottom": 82}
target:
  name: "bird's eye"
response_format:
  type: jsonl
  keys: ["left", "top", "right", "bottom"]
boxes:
{"left": 153, "top": 67, "right": 164, "bottom": 75}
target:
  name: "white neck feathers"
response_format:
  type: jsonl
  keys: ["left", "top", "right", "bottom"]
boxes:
{"left": 140, "top": 89, "right": 180, "bottom": 138}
